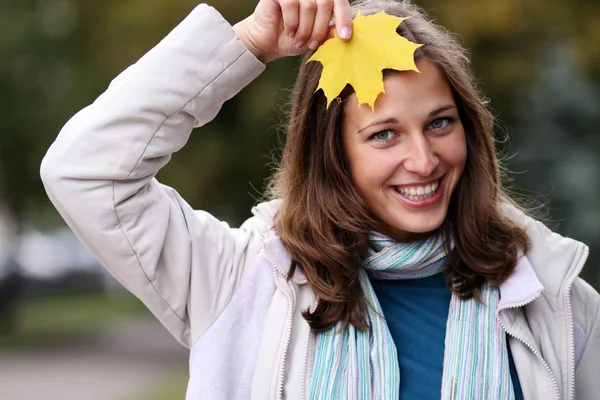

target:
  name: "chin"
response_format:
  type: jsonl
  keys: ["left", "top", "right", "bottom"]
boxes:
{"left": 379, "top": 211, "right": 447, "bottom": 242}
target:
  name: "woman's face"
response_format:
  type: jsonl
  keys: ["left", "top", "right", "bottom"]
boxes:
{"left": 342, "top": 59, "right": 467, "bottom": 242}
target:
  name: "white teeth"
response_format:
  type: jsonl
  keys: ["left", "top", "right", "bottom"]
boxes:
{"left": 396, "top": 180, "right": 440, "bottom": 201}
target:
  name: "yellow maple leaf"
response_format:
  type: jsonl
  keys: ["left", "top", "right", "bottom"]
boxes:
{"left": 308, "top": 11, "right": 423, "bottom": 110}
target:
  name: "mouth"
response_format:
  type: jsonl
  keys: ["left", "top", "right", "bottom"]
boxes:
{"left": 391, "top": 175, "right": 446, "bottom": 207}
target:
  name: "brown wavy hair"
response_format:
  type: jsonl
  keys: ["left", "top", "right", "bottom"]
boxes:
{"left": 267, "top": 0, "right": 530, "bottom": 331}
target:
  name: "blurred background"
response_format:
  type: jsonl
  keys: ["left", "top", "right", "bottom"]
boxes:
{"left": 0, "top": 0, "right": 599, "bottom": 399}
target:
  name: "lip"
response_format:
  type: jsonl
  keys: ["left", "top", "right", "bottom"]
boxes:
{"left": 393, "top": 177, "right": 442, "bottom": 189}
{"left": 391, "top": 174, "right": 446, "bottom": 208}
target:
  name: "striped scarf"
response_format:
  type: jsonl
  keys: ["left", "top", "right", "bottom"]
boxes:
{"left": 307, "top": 232, "right": 514, "bottom": 399}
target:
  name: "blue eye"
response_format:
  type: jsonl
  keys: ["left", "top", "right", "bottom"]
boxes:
{"left": 371, "top": 130, "right": 395, "bottom": 142}
{"left": 429, "top": 117, "right": 453, "bottom": 131}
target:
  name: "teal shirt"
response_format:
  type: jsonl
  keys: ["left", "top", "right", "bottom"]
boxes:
{"left": 370, "top": 273, "right": 524, "bottom": 400}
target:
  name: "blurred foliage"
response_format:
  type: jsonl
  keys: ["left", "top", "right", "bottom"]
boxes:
{"left": 0, "top": 293, "right": 146, "bottom": 349}
{"left": 0, "top": 0, "right": 598, "bottom": 286}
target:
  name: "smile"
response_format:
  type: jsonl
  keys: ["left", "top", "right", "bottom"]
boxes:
{"left": 392, "top": 176, "right": 445, "bottom": 207}
{"left": 394, "top": 180, "right": 440, "bottom": 201}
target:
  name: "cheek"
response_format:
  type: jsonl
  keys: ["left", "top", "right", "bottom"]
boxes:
{"left": 346, "top": 146, "right": 392, "bottom": 197}
{"left": 442, "top": 129, "right": 468, "bottom": 170}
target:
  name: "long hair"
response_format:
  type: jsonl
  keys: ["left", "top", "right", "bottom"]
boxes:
{"left": 267, "top": 0, "right": 530, "bottom": 331}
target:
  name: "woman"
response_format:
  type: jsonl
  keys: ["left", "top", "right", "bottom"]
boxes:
{"left": 41, "top": 0, "right": 599, "bottom": 399}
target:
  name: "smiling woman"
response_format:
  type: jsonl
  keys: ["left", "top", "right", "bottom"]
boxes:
{"left": 40, "top": 0, "right": 600, "bottom": 399}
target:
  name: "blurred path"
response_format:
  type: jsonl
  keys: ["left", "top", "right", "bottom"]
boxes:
{"left": 0, "top": 317, "right": 188, "bottom": 400}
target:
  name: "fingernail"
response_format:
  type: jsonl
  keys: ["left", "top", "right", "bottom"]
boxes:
{"left": 340, "top": 27, "right": 351, "bottom": 40}
{"left": 295, "top": 41, "right": 305, "bottom": 49}
{"left": 308, "top": 40, "right": 319, "bottom": 50}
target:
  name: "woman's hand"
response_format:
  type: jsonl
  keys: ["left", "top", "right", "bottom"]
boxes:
{"left": 234, "top": 0, "right": 353, "bottom": 63}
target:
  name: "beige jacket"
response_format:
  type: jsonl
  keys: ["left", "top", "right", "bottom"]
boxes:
{"left": 41, "top": 5, "right": 600, "bottom": 400}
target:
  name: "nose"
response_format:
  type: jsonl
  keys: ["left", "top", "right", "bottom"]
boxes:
{"left": 403, "top": 134, "right": 439, "bottom": 177}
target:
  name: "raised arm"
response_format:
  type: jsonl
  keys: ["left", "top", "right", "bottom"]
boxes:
{"left": 41, "top": 5, "right": 266, "bottom": 347}
{"left": 40, "top": 0, "right": 352, "bottom": 347}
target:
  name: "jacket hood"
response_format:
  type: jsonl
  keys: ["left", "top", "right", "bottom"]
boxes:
{"left": 251, "top": 199, "right": 282, "bottom": 226}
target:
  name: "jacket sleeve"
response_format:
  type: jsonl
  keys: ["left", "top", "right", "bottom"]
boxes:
{"left": 572, "top": 277, "right": 600, "bottom": 398}
{"left": 40, "top": 4, "right": 266, "bottom": 348}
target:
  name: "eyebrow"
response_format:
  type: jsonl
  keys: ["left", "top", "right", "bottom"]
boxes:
{"left": 356, "top": 104, "right": 458, "bottom": 134}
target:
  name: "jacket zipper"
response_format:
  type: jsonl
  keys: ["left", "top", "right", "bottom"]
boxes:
{"left": 264, "top": 249, "right": 295, "bottom": 400}
{"left": 299, "top": 326, "right": 311, "bottom": 400}
{"left": 497, "top": 292, "right": 560, "bottom": 400}
{"left": 299, "top": 298, "right": 318, "bottom": 400}
{"left": 565, "top": 245, "right": 590, "bottom": 400}
{"left": 277, "top": 288, "right": 293, "bottom": 400}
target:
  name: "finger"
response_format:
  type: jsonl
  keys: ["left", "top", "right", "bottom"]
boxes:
{"left": 279, "top": 0, "right": 300, "bottom": 38}
{"left": 308, "top": 0, "right": 334, "bottom": 49}
{"left": 332, "top": 0, "right": 352, "bottom": 40}
{"left": 294, "top": 0, "right": 317, "bottom": 48}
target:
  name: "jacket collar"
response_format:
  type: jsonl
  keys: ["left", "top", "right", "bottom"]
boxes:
{"left": 253, "top": 200, "right": 588, "bottom": 303}
{"left": 502, "top": 203, "right": 589, "bottom": 298}
{"left": 263, "top": 232, "right": 546, "bottom": 304}
{"left": 498, "top": 255, "right": 544, "bottom": 309}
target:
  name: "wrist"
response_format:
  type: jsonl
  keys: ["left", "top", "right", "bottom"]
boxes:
{"left": 233, "top": 19, "right": 275, "bottom": 64}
